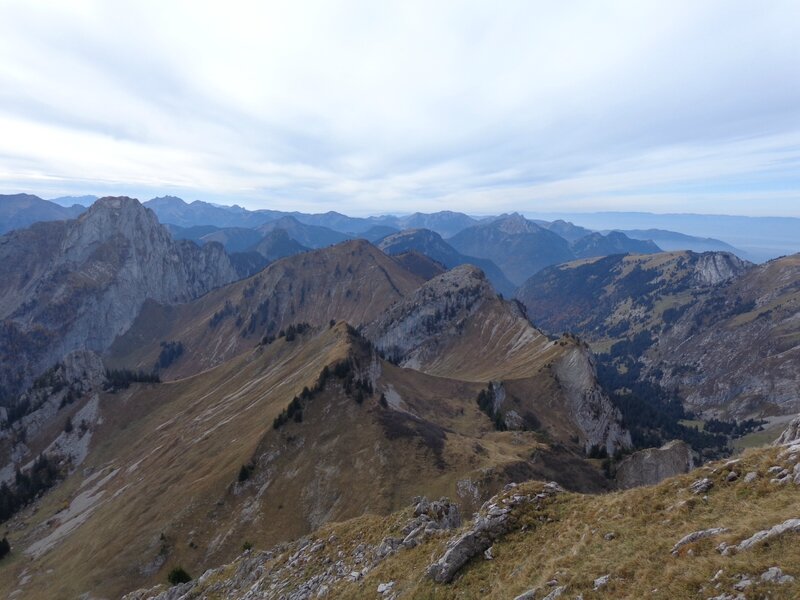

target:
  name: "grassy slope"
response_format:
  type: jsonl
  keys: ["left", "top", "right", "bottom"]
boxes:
{"left": 161, "top": 443, "right": 800, "bottom": 600}
{"left": 0, "top": 326, "right": 347, "bottom": 597}
{"left": 0, "top": 324, "right": 607, "bottom": 599}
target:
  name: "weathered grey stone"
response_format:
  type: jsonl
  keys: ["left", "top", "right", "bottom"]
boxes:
{"left": 671, "top": 528, "right": 729, "bottom": 555}
{"left": 542, "top": 586, "right": 566, "bottom": 600}
{"left": 760, "top": 566, "right": 795, "bottom": 584}
{"left": 689, "top": 477, "right": 714, "bottom": 495}
{"left": 731, "top": 518, "right": 800, "bottom": 553}
{"left": 732, "top": 578, "right": 752, "bottom": 591}
{"left": 427, "top": 482, "right": 563, "bottom": 584}
{"left": 0, "top": 197, "right": 237, "bottom": 394}
{"left": 553, "top": 345, "right": 631, "bottom": 455}
{"left": 377, "top": 581, "right": 395, "bottom": 594}
{"left": 616, "top": 440, "right": 695, "bottom": 489}
{"left": 774, "top": 416, "right": 800, "bottom": 446}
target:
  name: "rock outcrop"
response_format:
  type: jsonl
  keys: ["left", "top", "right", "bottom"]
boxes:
{"left": 0, "top": 350, "right": 107, "bottom": 482}
{"left": 724, "top": 518, "right": 800, "bottom": 554}
{"left": 364, "top": 266, "right": 630, "bottom": 455}
{"left": 553, "top": 345, "right": 632, "bottom": 455}
{"left": 774, "top": 415, "right": 800, "bottom": 446}
{"left": 122, "top": 495, "right": 462, "bottom": 600}
{"left": 693, "top": 251, "right": 750, "bottom": 285}
{"left": 671, "top": 527, "right": 729, "bottom": 555}
{"left": 0, "top": 197, "right": 238, "bottom": 396}
{"left": 615, "top": 440, "right": 695, "bottom": 489}
{"left": 426, "top": 482, "right": 563, "bottom": 584}
{"left": 363, "top": 264, "right": 492, "bottom": 367}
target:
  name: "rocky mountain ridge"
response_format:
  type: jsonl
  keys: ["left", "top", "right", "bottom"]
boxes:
{"left": 448, "top": 214, "right": 662, "bottom": 286}
{"left": 516, "top": 250, "right": 799, "bottom": 419}
{"left": 0, "top": 197, "right": 237, "bottom": 399}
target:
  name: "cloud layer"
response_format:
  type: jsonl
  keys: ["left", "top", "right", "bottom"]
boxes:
{"left": 1, "top": 0, "right": 799, "bottom": 215}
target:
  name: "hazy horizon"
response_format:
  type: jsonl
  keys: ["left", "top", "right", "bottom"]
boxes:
{"left": 29, "top": 192, "right": 800, "bottom": 221}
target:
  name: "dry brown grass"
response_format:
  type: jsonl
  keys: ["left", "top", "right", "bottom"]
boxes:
{"left": 0, "top": 321, "right": 608, "bottom": 599}
{"left": 341, "top": 446, "right": 800, "bottom": 599}
{"left": 159, "top": 444, "right": 800, "bottom": 599}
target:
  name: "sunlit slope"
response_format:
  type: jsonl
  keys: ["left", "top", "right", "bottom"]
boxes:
{"left": 107, "top": 239, "right": 424, "bottom": 378}
{"left": 1, "top": 324, "right": 610, "bottom": 599}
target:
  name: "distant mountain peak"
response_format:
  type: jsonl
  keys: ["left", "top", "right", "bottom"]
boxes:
{"left": 88, "top": 195, "right": 142, "bottom": 210}
{"left": 493, "top": 213, "right": 540, "bottom": 234}
{"left": 148, "top": 195, "right": 188, "bottom": 206}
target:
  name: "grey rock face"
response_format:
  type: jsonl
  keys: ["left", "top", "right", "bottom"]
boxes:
{"left": 615, "top": 440, "right": 695, "bottom": 489}
{"left": 693, "top": 252, "right": 750, "bottom": 285}
{"left": 0, "top": 350, "right": 106, "bottom": 482}
{"left": 0, "top": 197, "right": 237, "bottom": 396}
{"left": 62, "top": 349, "right": 107, "bottom": 390}
{"left": 363, "top": 264, "right": 491, "bottom": 367}
{"left": 774, "top": 415, "right": 800, "bottom": 446}
{"left": 553, "top": 345, "right": 632, "bottom": 455}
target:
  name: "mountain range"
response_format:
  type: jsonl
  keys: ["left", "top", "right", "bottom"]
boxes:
{"left": 517, "top": 250, "right": 799, "bottom": 419}
{"left": 0, "top": 194, "right": 797, "bottom": 598}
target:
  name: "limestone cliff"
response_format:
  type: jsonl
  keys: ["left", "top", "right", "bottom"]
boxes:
{"left": 553, "top": 344, "right": 632, "bottom": 455}
{"left": 364, "top": 265, "right": 631, "bottom": 455}
{"left": 0, "top": 197, "right": 237, "bottom": 398}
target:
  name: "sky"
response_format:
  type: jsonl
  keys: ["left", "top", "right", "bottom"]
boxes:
{"left": 0, "top": 1, "right": 799, "bottom": 216}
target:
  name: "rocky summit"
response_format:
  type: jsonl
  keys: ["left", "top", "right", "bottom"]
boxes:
{"left": 0, "top": 197, "right": 237, "bottom": 398}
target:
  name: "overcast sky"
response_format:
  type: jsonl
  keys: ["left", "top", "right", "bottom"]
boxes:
{"left": 1, "top": 1, "right": 799, "bottom": 216}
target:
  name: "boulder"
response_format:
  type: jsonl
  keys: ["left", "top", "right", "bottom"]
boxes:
{"left": 615, "top": 440, "right": 695, "bottom": 489}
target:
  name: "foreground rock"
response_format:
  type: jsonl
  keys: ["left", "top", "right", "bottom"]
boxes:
{"left": 426, "top": 482, "right": 564, "bottom": 584}
{"left": 724, "top": 518, "right": 800, "bottom": 554}
{"left": 123, "top": 496, "right": 462, "bottom": 600}
{"left": 775, "top": 415, "right": 800, "bottom": 446}
{"left": 671, "top": 528, "right": 729, "bottom": 555}
{"left": 616, "top": 440, "right": 695, "bottom": 489}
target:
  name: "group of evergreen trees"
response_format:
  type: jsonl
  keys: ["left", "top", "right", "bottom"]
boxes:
{"left": 103, "top": 369, "right": 160, "bottom": 391}
{"left": 272, "top": 356, "right": 375, "bottom": 430}
{"left": 596, "top": 356, "right": 727, "bottom": 452}
{"left": 154, "top": 341, "right": 184, "bottom": 371}
{"left": 209, "top": 300, "right": 236, "bottom": 328}
{"left": 0, "top": 454, "right": 60, "bottom": 523}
